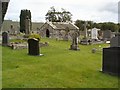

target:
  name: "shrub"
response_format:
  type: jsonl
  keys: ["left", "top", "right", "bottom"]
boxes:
{"left": 29, "top": 34, "right": 41, "bottom": 41}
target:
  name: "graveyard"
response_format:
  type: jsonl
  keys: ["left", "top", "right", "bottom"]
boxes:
{"left": 1, "top": 0, "right": 120, "bottom": 88}
{"left": 2, "top": 37, "right": 118, "bottom": 88}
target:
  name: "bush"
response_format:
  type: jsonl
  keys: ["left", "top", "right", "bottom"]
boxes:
{"left": 29, "top": 34, "right": 41, "bottom": 41}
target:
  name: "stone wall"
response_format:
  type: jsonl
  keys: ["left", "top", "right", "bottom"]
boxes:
{"left": 39, "top": 23, "right": 77, "bottom": 41}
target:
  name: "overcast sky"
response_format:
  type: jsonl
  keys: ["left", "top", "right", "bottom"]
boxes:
{"left": 4, "top": 0, "right": 119, "bottom": 23}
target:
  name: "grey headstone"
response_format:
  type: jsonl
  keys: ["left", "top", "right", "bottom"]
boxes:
{"left": 91, "top": 28, "right": 98, "bottom": 40}
{"left": 28, "top": 38, "right": 39, "bottom": 55}
{"left": 103, "top": 30, "right": 112, "bottom": 41}
{"left": 25, "top": 16, "right": 31, "bottom": 34}
{"left": 70, "top": 31, "right": 80, "bottom": 50}
{"left": 2, "top": 32, "right": 9, "bottom": 46}
{"left": 110, "top": 35, "right": 120, "bottom": 47}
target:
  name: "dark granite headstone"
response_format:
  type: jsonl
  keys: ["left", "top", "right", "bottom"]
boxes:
{"left": 28, "top": 38, "right": 39, "bottom": 56}
{"left": 2, "top": 32, "right": 9, "bottom": 46}
{"left": 102, "top": 47, "right": 120, "bottom": 76}
{"left": 110, "top": 35, "right": 120, "bottom": 47}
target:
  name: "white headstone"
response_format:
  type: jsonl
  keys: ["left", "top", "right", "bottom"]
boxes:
{"left": 91, "top": 28, "right": 98, "bottom": 40}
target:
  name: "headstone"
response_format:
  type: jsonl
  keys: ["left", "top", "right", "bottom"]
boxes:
{"left": 102, "top": 34, "right": 120, "bottom": 76}
{"left": 10, "top": 24, "right": 15, "bottom": 34}
{"left": 2, "top": 32, "right": 9, "bottom": 46}
{"left": 70, "top": 31, "right": 80, "bottom": 50}
{"left": 103, "top": 30, "right": 112, "bottom": 41}
{"left": 102, "top": 47, "right": 120, "bottom": 76}
{"left": 80, "top": 21, "right": 91, "bottom": 45}
{"left": 110, "top": 35, "right": 120, "bottom": 47}
{"left": 98, "top": 30, "right": 103, "bottom": 40}
{"left": 25, "top": 16, "right": 31, "bottom": 35}
{"left": 28, "top": 38, "right": 39, "bottom": 56}
{"left": 84, "top": 21, "right": 88, "bottom": 39}
{"left": 91, "top": 28, "right": 98, "bottom": 40}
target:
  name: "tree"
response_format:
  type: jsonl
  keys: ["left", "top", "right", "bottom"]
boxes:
{"left": 75, "top": 19, "right": 119, "bottom": 32}
{"left": 20, "top": 9, "right": 32, "bottom": 33}
{"left": 74, "top": 20, "right": 85, "bottom": 31}
{"left": 99, "top": 22, "right": 118, "bottom": 32}
{"left": 61, "top": 8, "right": 72, "bottom": 22}
{"left": 45, "top": 6, "right": 72, "bottom": 22}
{"left": 75, "top": 20, "right": 94, "bottom": 31}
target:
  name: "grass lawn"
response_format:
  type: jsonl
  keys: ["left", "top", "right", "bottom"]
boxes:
{"left": 2, "top": 38, "right": 118, "bottom": 88}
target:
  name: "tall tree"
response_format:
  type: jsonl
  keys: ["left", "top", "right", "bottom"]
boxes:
{"left": 74, "top": 20, "right": 85, "bottom": 31}
{"left": 75, "top": 19, "right": 118, "bottom": 32}
{"left": 45, "top": 6, "right": 72, "bottom": 22}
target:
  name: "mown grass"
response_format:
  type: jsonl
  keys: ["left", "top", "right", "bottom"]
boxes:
{"left": 2, "top": 38, "right": 118, "bottom": 88}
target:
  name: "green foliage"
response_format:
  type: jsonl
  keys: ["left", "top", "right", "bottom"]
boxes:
{"left": 45, "top": 6, "right": 72, "bottom": 22}
{"left": 29, "top": 34, "right": 41, "bottom": 41}
{"left": 75, "top": 19, "right": 118, "bottom": 32}
{"left": 2, "top": 38, "right": 118, "bottom": 88}
{"left": 20, "top": 9, "right": 32, "bottom": 33}
{"left": 75, "top": 20, "right": 93, "bottom": 31}
{"left": 99, "top": 22, "right": 118, "bottom": 32}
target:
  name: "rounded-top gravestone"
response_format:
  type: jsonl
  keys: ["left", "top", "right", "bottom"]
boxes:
{"left": 2, "top": 32, "right": 9, "bottom": 46}
{"left": 28, "top": 38, "right": 39, "bottom": 56}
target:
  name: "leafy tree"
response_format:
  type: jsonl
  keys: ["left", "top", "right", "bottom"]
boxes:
{"left": 75, "top": 20, "right": 94, "bottom": 31}
{"left": 99, "top": 22, "right": 118, "bottom": 32}
{"left": 75, "top": 20, "right": 118, "bottom": 32}
{"left": 45, "top": 6, "right": 72, "bottom": 22}
{"left": 74, "top": 20, "right": 85, "bottom": 31}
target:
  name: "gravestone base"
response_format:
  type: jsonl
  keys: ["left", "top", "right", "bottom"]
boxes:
{"left": 2, "top": 44, "right": 9, "bottom": 46}
{"left": 69, "top": 44, "right": 80, "bottom": 51}
{"left": 80, "top": 38, "right": 91, "bottom": 45}
{"left": 102, "top": 47, "right": 120, "bottom": 76}
{"left": 39, "top": 54, "right": 44, "bottom": 56}
{"left": 28, "top": 53, "right": 44, "bottom": 56}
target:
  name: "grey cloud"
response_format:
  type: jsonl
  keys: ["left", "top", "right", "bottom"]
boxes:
{"left": 99, "top": 2, "right": 118, "bottom": 14}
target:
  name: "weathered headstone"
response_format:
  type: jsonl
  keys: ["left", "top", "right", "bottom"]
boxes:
{"left": 84, "top": 21, "right": 88, "bottom": 39}
{"left": 110, "top": 35, "right": 120, "bottom": 47}
{"left": 80, "top": 21, "right": 91, "bottom": 45}
{"left": 2, "top": 32, "right": 9, "bottom": 46}
{"left": 91, "top": 28, "right": 98, "bottom": 40}
{"left": 25, "top": 16, "right": 31, "bottom": 35}
{"left": 70, "top": 31, "right": 80, "bottom": 50}
{"left": 10, "top": 24, "right": 15, "bottom": 34}
{"left": 102, "top": 34, "right": 120, "bottom": 76}
{"left": 103, "top": 30, "right": 112, "bottom": 41}
{"left": 28, "top": 38, "right": 39, "bottom": 55}
{"left": 98, "top": 30, "right": 103, "bottom": 40}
